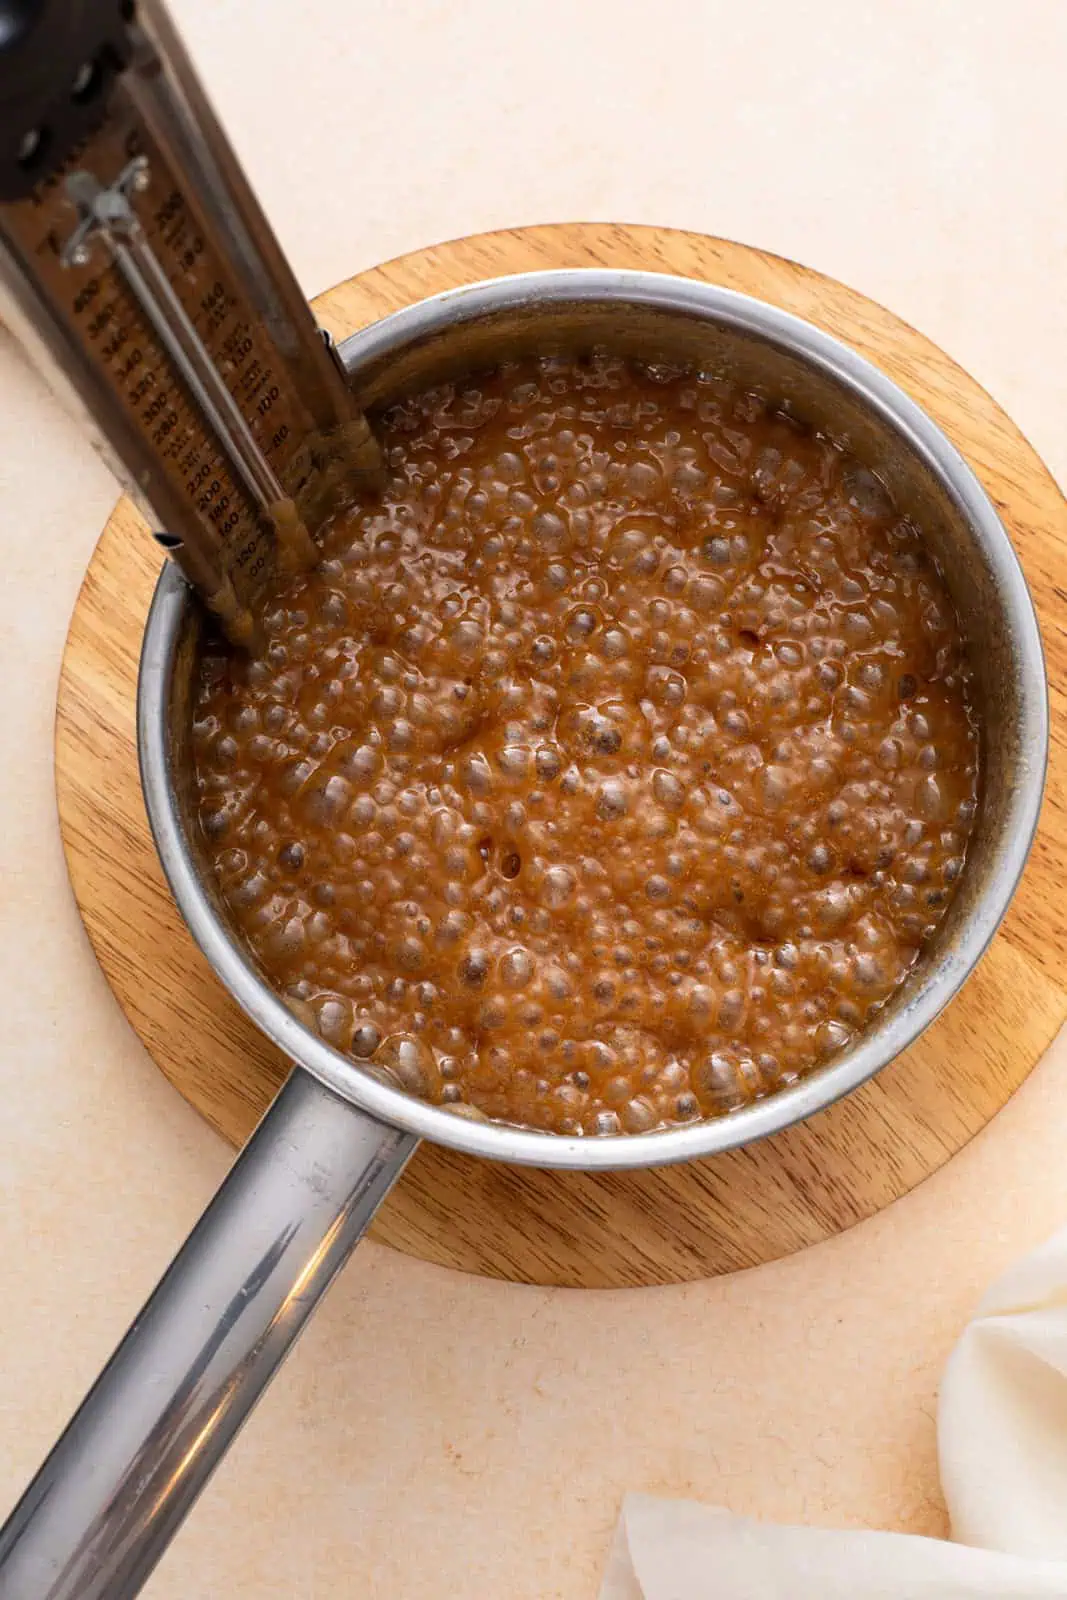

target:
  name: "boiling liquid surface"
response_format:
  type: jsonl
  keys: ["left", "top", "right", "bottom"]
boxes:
{"left": 193, "top": 356, "right": 978, "bottom": 1135}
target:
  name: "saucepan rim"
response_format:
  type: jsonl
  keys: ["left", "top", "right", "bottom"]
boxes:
{"left": 138, "top": 267, "right": 1048, "bottom": 1172}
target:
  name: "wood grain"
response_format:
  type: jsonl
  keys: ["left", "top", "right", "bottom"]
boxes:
{"left": 55, "top": 224, "right": 1067, "bottom": 1287}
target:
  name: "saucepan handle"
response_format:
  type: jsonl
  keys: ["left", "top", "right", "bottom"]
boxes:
{"left": 0, "top": 1067, "right": 416, "bottom": 1599}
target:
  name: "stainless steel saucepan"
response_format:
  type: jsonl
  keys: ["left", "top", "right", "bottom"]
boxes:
{"left": 0, "top": 270, "right": 1047, "bottom": 1599}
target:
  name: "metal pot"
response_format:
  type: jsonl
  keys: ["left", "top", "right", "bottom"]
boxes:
{"left": 0, "top": 270, "right": 1047, "bottom": 1599}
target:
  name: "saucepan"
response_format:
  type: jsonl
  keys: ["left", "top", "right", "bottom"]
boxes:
{"left": 0, "top": 270, "right": 1047, "bottom": 1599}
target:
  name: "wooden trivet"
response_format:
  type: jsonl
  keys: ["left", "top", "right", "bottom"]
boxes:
{"left": 55, "top": 224, "right": 1067, "bottom": 1287}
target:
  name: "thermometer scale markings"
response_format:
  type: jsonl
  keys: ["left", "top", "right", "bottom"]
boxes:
{"left": 4, "top": 103, "right": 330, "bottom": 607}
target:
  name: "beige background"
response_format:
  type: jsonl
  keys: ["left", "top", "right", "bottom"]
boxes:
{"left": 2, "top": 1, "right": 1067, "bottom": 1594}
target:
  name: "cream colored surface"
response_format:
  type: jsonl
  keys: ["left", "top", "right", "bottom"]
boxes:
{"left": 599, "top": 1223, "right": 1067, "bottom": 1595}
{"left": 3, "top": 1, "right": 1067, "bottom": 1595}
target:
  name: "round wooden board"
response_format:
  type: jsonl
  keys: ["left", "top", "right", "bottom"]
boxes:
{"left": 56, "top": 224, "right": 1067, "bottom": 1288}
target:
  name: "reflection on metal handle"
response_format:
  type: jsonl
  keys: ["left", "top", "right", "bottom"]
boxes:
{"left": 0, "top": 1068, "right": 416, "bottom": 1599}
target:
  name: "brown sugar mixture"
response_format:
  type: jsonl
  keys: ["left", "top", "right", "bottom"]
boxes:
{"left": 192, "top": 355, "right": 979, "bottom": 1135}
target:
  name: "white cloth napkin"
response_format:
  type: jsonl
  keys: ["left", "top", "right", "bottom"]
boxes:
{"left": 600, "top": 1224, "right": 1067, "bottom": 1598}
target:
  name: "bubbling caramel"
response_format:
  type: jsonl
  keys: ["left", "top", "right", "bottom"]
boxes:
{"left": 192, "top": 354, "right": 979, "bottom": 1135}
